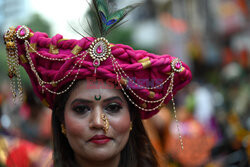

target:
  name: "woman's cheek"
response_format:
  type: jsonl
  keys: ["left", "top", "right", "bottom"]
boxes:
{"left": 65, "top": 112, "right": 88, "bottom": 135}
{"left": 110, "top": 113, "right": 130, "bottom": 133}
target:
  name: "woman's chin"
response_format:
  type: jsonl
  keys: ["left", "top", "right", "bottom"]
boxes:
{"left": 77, "top": 150, "right": 119, "bottom": 163}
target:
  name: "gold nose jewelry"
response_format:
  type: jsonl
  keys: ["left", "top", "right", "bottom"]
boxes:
{"left": 101, "top": 114, "right": 109, "bottom": 134}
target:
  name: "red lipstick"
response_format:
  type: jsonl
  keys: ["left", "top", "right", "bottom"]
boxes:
{"left": 89, "top": 135, "right": 111, "bottom": 144}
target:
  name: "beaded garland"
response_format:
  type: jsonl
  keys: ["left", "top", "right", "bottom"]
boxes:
{"left": 4, "top": 26, "right": 23, "bottom": 103}
{"left": 4, "top": 25, "right": 187, "bottom": 149}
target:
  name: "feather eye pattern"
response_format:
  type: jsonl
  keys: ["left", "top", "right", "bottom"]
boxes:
{"left": 92, "top": 0, "right": 139, "bottom": 37}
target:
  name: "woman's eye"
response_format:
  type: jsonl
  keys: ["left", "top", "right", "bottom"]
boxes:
{"left": 105, "top": 103, "right": 122, "bottom": 113}
{"left": 72, "top": 105, "right": 90, "bottom": 114}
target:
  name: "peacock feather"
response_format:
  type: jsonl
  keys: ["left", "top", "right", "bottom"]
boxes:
{"left": 92, "top": 0, "right": 139, "bottom": 37}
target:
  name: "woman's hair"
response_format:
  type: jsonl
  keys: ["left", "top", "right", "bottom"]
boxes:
{"left": 52, "top": 81, "right": 159, "bottom": 167}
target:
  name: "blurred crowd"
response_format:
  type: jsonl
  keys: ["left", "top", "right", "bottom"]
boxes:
{"left": 137, "top": 0, "right": 250, "bottom": 166}
{"left": 0, "top": 0, "right": 250, "bottom": 166}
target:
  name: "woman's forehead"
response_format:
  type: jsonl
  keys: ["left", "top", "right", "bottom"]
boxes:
{"left": 68, "top": 80, "right": 126, "bottom": 102}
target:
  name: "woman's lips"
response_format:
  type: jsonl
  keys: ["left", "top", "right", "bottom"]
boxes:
{"left": 89, "top": 135, "right": 111, "bottom": 144}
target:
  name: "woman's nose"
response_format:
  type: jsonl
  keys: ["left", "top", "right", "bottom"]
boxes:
{"left": 89, "top": 106, "right": 104, "bottom": 129}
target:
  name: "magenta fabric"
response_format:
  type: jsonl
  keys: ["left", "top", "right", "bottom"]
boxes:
{"left": 15, "top": 26, "right": 192, "bottom": 119}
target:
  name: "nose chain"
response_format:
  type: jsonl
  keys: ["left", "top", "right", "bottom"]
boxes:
{"left": 101, "top": 114, "right": 109, "bottom": 134}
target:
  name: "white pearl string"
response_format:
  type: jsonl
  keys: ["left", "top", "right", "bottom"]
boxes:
{"left": 111, "top": 56, "right": 174, "bottom": 111}
{"left": 170, "top": 78, "right": 184, "bottom": 150}
{"left": 27, "top": 41, "right": 84, "bottom": 61}
{"left": 111, "top": 55, "right": 172, "bottom": 90}
{"left": 5, "top": 28, "right": 23, "bottom": 103}
{"left": 113, "top": 56, "right": 173, "bottom": 103}
{"left": 42, "top": 56, "right": 85, "bottom": 95}
{"left": 24, "top": 40, "right": 87, "bottom": 95}
{"left": 25, "top": 40, "right": 87, "bottom": 85}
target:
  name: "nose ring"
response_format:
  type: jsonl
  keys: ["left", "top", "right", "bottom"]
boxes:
{"left": 101, "top": 114, "right": 109, "bottom": 134}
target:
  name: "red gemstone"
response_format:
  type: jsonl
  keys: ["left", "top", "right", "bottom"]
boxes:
{"left": 94, "top": 61, "right": 99, "bottom": 65}
{"left": 93, "top": 59, "right": 100, "bottom": 67}
{"left": 8, "top": 71, "right": 15, "bottom": 78}
{"left": 175, "top": 62, "right": 181, "bottom": 69}
{"left": 20, "top": 28, "right": 26, "bottom": 36}
{"left": 96, "top": 45, "right": 103, "bottom": 54}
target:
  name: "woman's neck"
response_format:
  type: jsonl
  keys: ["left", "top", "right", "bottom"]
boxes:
{"left": 75, "top": 154, "right": 120, "bottom": 167}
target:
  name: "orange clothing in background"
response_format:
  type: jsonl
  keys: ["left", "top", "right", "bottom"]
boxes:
{"left": 143, "top": 107, "right": 171, "bottom": 167}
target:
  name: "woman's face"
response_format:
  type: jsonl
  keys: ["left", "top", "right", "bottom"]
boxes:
{"left": 64, "top": 80, "right": 131, "bottom": 163}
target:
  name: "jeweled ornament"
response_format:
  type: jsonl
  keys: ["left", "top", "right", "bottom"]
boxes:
{"left": 171, "top": 58, "right": 184, "bottom": 73}
{"left": 93, "top": 59, "right": 100, "bottom": 67}
{"left": 88, "top": 37, "right": 111, "bottom": 76}
{"left": 88, "top": 37, "right": 111, "bottom": 63}
{"left": 16, "top": 25, "right": 30, "bottom": 40}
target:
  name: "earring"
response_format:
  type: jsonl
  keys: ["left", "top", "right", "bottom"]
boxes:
{"left": 130, "top": 122, "right": 133, "bottom": 131}
{"left": 61, "top": 124, "right": 66, "bottom": 135}
{"left": 101, "top": 114, "right": 109, "bottom": 134}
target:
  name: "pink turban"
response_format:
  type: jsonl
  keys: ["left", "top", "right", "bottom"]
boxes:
{"left": 4, "top": 25, "right": 192, "bottom": 119}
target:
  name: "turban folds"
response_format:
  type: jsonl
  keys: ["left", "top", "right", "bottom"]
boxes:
{"left": 4, "top": 25, "right": 192, "bottom": 119}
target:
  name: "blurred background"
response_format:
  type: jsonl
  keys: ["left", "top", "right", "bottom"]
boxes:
{"left": 0, "top": 0, "right": 249, "bottom": 166}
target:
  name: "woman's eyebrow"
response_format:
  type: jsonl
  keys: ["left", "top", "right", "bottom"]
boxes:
{"left": 103, "top": 96, "right": 123, "bottom": 103}
{"left": 71, "top": 98, "right": 93, "bottom": 105}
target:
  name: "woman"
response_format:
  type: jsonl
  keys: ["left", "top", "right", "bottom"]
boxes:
{"left": 3, "top": 0, "right": 192, "bottom": 166}
{"left": 52, "top": 80, "right": 158, "bottom": 166}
